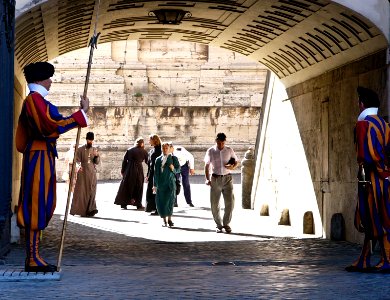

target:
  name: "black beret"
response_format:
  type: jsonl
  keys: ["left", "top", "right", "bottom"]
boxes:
{"left": 23, "top": 62, "right": 55, "bottom": 83}
{"left": 86, "top": 132, "right": 94, "bottom": 140}
{"left": 357, "top": 86, "right": 380, "bottom": 107}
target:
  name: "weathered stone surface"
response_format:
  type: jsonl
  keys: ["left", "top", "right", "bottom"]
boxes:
{"left": 303, "top": 211, "right": 314, "bottom": 234}
{"left": 49, "top": 41, "right": 267, "bottom": 180}
{"left": 278, "top": 209, "right": 291, "bottom": 226}
{"left": 331, "top": 213, "right": 345, "bottom": 241}
{"left": 260, "top": 204, "right": 269, "bottom": 216}
{"left": 241, "top": 147, "right": 255, "bottom": 209}
{"left": 252, "top": 50, "right": 387, "bottom": 243}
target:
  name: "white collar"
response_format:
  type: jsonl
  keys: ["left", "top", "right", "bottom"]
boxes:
{"left": 358, "top": 107, "right": 378, "bottom": 121}
{"left": 214, "top": 145, "right": 225, "bottom": 151}
{"left": 28, "top": 83, "right": 49, "bottom": 98}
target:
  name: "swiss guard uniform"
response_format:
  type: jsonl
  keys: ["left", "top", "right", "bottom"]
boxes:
{"left": 347, "top": 87, "right": 390, "bottom": 273}
{"left": 15, "top": 62, "right": 88, "bottom": 272}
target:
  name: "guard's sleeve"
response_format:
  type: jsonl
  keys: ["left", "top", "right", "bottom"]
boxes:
{"left": 357, "top": 120, "right": 390, "bottom": 179}
{"left": 367, "top": 123, "right": 390, "bottom": 179}
{"left": 355, "top": 120, "right": 369, "bottom": 165}
{"left": 27, "top": 93, "right": 88, "bottom": 139}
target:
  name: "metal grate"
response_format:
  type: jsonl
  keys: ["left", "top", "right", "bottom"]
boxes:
{"left": 0, "top": 269, "right": 62, "bottom": 282}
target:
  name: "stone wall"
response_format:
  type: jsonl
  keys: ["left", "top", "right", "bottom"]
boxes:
{"left": 287, "top": 50, "right": 388, "bottom": 243}
{"left": 48, "top": 41, "right": 268, "bottom": 180}
{"left": 253, "top": 50, "right": 388, "bottom": 243}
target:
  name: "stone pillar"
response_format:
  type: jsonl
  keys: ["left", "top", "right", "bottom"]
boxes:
{"left": 241, "top": 147, "right": 255, "bottom": 209}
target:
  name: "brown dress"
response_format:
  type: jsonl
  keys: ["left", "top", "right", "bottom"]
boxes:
{"left": 114, "top": 146, "right": 148, "bottom": 208}
{"left": 70, "top": 145, "right": 100, "bottom": 216}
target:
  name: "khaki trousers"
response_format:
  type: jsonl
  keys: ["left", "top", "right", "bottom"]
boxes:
{"left": 210, "top": 174, "right": 235, "bottom": 227}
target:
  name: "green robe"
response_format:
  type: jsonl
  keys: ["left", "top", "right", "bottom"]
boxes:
{"left": 154, "top": 154, "right": 181, "bottom": 217}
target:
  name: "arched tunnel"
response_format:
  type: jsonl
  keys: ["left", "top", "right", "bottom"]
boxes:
{"left": 0, "top": 0, "right": 389, "bottom": 256}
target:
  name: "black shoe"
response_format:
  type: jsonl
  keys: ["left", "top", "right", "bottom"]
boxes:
{"left": 168, "top": 220, "right": 174, "bottom": 227}
{"left": 174, "top": 204, "right": 178, "bottom": 207}
{"left": 189, "top": 203, "right": 194, "bottom": 207}
{"left": 121, "top": 205, "right": 127, "bottom": 210}
{"left": 216, "top": 226, "right": 223, "bottom": 233}
{"left": 25, "top": 263, "right": 57, "bottom": 273}
{"left": 150, "top": 211, "right": 159, "bottom": 216}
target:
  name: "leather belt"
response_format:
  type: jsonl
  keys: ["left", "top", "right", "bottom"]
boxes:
{"left": 212, "top": 173, "right": 231, "bottom": 178}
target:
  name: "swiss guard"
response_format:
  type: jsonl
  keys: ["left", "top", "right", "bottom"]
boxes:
{"left": 15, "top": 62, "right": 90, "bottom": 272}
{"left": 346, "top": 87, "right": 390, "bottom": 273}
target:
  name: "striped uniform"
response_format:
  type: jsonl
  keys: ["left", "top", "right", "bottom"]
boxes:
{"left": 353, "top": 114, "right": 390, "bottom": 270}
{"left": 16, "top": 92, "right": 88, "bottom": 231}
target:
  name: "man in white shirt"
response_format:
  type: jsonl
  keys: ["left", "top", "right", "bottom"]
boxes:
{"left": 204, "top": 133, "right": 239, "bottom": 233}
{"left": 170, "top": 143, "right": 195, "bottom": 207}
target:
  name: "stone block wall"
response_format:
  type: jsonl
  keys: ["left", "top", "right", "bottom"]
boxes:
{"left": 49, "top": 41, "right": 267, "bottom": 180}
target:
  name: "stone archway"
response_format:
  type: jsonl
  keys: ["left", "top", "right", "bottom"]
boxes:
{"left": 14, "top": 0, "right": 388, "bottom": 85}
{"left": 9, "top": 0, "right": 390, "bottom": 244}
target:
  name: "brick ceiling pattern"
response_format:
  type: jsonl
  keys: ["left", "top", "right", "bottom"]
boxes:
{"left": 15, "top": 0, "right": 387, "bottom": 87}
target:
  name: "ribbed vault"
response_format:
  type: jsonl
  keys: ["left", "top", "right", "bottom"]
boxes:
{"left": 15, "top": 0, "right": 388, "bottom": 87}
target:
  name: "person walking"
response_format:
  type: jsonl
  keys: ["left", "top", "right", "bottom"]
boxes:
{"left": 145, "top": 134, "right": 162, "bottom": 215}
{"left": 170, "top": 142, "right": 195, "bottom": 207}
{"left": 70, "top": 132, "right": 100, "bottom": 217}
{"left": 114, "top": 137, "right": 148, "bottom": 210}
{"left": 346, "top": 87, "right": 390, "bottom": 273}
{"left": 153, "top": 142, "right": 181, "bottom": 227}
{"left": 204, "top": 133, "right": 239, "bottom": 234}
{"left": 15, "top": 61, "right": 89, "bottom": 272}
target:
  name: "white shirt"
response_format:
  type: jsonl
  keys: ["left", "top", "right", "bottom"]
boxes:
{"left": 204, "top": 145, "right": 238, "bottom": 176}
{"left": 173, "top": 146, "right": 195, "bottom": 169}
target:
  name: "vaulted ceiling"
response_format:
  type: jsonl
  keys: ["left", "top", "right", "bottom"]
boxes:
{"left": 15, "top": 0, "right": 388, "bottom": 87}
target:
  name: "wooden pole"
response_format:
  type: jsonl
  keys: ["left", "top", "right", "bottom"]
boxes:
{"left": 56, "top": 0, "right": 101, "bottom": 272}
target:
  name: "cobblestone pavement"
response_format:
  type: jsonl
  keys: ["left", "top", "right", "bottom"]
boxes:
{"left": 0, "top": 178, "right": 388, "bottom": 299}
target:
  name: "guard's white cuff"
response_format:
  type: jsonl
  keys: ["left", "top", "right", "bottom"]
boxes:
{"left": 81, "top": 109, "right": 89, "bottom": 126}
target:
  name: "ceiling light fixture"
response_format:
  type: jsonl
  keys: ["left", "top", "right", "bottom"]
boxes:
{"left": 149, "top": 9, "right": 191, "bottom": 25}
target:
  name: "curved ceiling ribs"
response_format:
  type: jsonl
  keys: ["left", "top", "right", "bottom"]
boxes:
{"left": 15, "top": 7, "right": 48, "bottom": 67}
{"left": 15, "top": 0, "right": 387, "bottom": 86}
{"left": 58, "top": 0, "right": 95, "bottom": 56}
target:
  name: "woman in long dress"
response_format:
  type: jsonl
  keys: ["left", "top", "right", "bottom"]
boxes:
{"left": 114, "top": 137, "right": 148, "bottom": 210}
{"left": 153, "top": 142, "right": 181, "bottom": 227}
{"left": 145, "top": 134, "right": 162, "bottom": 214}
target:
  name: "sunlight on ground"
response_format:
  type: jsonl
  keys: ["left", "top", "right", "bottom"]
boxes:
{"left": 56, "top": 182, "right": 319, "bottom": 242}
